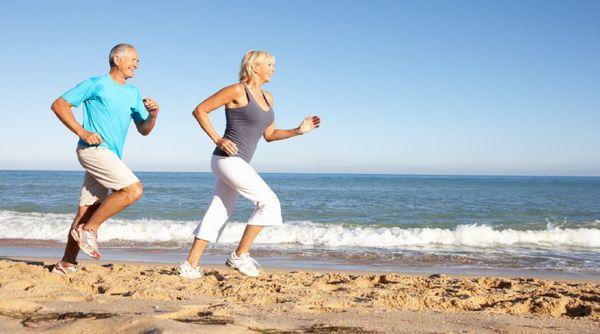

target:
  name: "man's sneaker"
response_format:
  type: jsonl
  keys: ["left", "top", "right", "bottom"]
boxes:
{"left": 52, "top": 261, "right": 77, "bottom": 275}
{"left": 178, "top": 261, "right": 203, "bottom": 279}
{"left": 71, "top": 224, "right": 102, "bottom": 259}
{"left": 225, "top": 252, "right": 260, "bottom": 277}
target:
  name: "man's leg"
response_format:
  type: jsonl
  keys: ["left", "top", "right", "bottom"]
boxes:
{"left": 61, "top": 203, "right": 100, "bottom": 264}
{"left": 62, "top": 171, "right": 108, "bottom": 262}
{"left": 82, "top": 181, "right": 143, "bottom": 232}
{"left": 76, "top": 146, "right": 143, "bottom": 233}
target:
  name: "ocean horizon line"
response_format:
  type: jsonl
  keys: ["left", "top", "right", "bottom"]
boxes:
{"left": 2, "top": 168, "right": 600, "bottom": 178}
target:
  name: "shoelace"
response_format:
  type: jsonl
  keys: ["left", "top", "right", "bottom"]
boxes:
{"left": 240, "top": 253, "right": 261, "bottom": 268}
{"left": 84, "top": 230, "right": 99, "bottom": 248}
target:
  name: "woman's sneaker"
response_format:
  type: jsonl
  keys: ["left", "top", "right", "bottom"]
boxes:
{"left": 178, "top": 261, "right": 203, "bottom": 279}
{"left": 226, "top": 252, "right": 260, "bottom": 277}
{"left": 71, "top": 224, "right": 102, "bottom": 259}
{"left": 52, "top": 261, "right": 77, "bottom": 275}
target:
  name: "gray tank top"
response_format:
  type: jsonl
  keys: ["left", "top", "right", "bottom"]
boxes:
{"left": 213, "top": 84, "right": 275, "bottom": 162}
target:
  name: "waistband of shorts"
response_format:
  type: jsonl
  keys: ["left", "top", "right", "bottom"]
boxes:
{"left": 77, "top": 144, "right": 104, "bottom": 151}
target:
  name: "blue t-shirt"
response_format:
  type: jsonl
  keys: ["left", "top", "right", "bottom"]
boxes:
{"left": 62, "top": 74, "right": 148, "bottom": 159}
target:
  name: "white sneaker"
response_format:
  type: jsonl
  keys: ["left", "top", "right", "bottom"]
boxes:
{"left": 178, "top": 261, "right": 203, "bottom": 279}
{"left": 52, "top": 261, "right": 78, "bottom": 275}
{"left": 70, "top": 225, "right": 102, "bottom": 259}
{"left": 225, "top": 252, "right": 260, "bottom": 277}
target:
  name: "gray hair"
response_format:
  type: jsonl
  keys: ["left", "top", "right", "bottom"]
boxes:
{"left": 109, "top": 43, "right": 135, "bottom": 67}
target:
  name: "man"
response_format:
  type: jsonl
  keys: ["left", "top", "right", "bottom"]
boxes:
{"left": 50, "top": 43, "right": 159, "bottom": 274}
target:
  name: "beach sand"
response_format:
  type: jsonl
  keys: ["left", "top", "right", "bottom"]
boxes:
{"left": 0, "top": 258, "right": 598, "bottom": 333}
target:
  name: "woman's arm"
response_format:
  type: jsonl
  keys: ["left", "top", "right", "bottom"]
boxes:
{"left": 263, "top": 116, "right": 321, "bottom": 142}
{"left": 262, "top": 92, "right": 320, "bottom": 142}
{"left": 192, "top": 84, "right": 244, "bottom": 156}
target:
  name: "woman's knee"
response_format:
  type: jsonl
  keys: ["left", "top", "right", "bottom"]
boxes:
{"left": 259, "top": 191, "right": 280, "bottom": 210}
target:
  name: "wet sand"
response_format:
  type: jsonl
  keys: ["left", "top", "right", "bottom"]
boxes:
{"left": 1, "top": 241, "right": 597, "bottom": 282}
{"left": 0, "top": 257, "right": 599, "bottom": 333}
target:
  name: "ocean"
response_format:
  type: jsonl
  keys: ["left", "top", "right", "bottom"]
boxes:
{"left": 1, "top": 170, "right": 599, "bottom": 279}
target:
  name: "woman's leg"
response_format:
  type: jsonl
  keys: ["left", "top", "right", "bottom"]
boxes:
{"left": 211, "top": 156, "right": 283, "bottom": 255}
{"left": 236, "top": 225, "right": 263, "bottom": 255}
{"left": 185, "top": 238, "right": 208, "bottom": 268}
{"left": 188, "top": 179, "right": 238, "bottom": 267}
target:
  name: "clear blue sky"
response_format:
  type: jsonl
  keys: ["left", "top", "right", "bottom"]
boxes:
{"left": 1, "top": 1, "right": 599, "bottom": 175}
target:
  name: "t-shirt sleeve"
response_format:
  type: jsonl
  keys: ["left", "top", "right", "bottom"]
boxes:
{"left": 61, "top": 78, "right": 97, "bottom": 108}
{"left": 131, "top": 88, "right": 149, "bottom": 124}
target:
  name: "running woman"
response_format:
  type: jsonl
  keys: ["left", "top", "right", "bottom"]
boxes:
{"left": 179, "top": 50, "right": 320, "bottom": 278}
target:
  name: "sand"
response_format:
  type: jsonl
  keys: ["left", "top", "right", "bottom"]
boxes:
{"left": 0, "top": 257, "right": 599, "bottom": 333}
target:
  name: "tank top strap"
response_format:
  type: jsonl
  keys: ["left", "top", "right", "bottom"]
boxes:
{"left": 242, "top": 83, "right": 270, "bottom": 110}
{"left": 261, "top": 91, "right": 271, "bottom": 108}
{"left": 241, "top": 83, "right": 252, "bottom": 103}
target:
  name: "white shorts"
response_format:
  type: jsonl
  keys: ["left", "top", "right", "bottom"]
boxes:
{"left": 76, "top": 145, "right": 139, "bottom": 206}
{"left": 193, "top": 155, "right": 283, "bottom": 243}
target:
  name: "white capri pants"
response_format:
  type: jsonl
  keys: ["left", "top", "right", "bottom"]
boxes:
{"left": 193, "top": 155, "right": 283, "bottom": 242}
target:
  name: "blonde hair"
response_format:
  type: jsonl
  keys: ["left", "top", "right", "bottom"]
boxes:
{"left": 239, "top": 50, "right": 275, "bottom": 82}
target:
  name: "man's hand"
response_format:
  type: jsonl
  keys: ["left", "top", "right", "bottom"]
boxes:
{"left": 78, "top": 129, "right": 103, "bottom": 145}
{"left": 216, "top": 137, "right": 238, "bottom": 156}
{"left": 298, "top": 115, "right": 321, "bottom": 134}
{"left": 143, "top": 97, "right": 159, "bottom": 117}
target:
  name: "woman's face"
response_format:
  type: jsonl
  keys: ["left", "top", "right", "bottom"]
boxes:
{"left": 253, "top": 61, "right": 276, "bottom": 83}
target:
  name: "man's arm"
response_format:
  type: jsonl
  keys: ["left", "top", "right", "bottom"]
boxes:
{"left": 51, "top": 97, "right": 103, "bottom": 145}
{"left": 135, "top": 97, "right": 159, "bottom": 136}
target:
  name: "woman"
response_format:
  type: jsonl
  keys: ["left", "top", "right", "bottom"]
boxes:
{"left": 179, "top": 51, "right": 320, "bottom": 278}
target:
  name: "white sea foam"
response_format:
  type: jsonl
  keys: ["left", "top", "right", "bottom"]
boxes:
{"left": 1, "top": 210, "right": 599, "bottom": 248}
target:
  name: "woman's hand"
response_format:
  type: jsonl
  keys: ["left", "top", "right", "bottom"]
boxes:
{"left": 216, "top": 138, "right": 238, "bottom": 156}
{"left": 298, "top": 116, "right": 321, "bottom": 134}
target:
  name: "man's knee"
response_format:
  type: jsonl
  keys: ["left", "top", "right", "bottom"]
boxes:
{"left": 121, "top": 181, "right": 143, "bottom": 204}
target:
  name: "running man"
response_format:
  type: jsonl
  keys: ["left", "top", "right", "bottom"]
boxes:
{"left": 50, "top": 43, "right": 159, "bottom": 274}
{"left": 178, "top": 50, "right": 320, "bottom": 279}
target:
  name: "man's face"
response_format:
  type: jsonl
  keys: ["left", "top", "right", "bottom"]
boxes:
{"left": 114, "top": 48, "right": 139, "bottom": 79}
